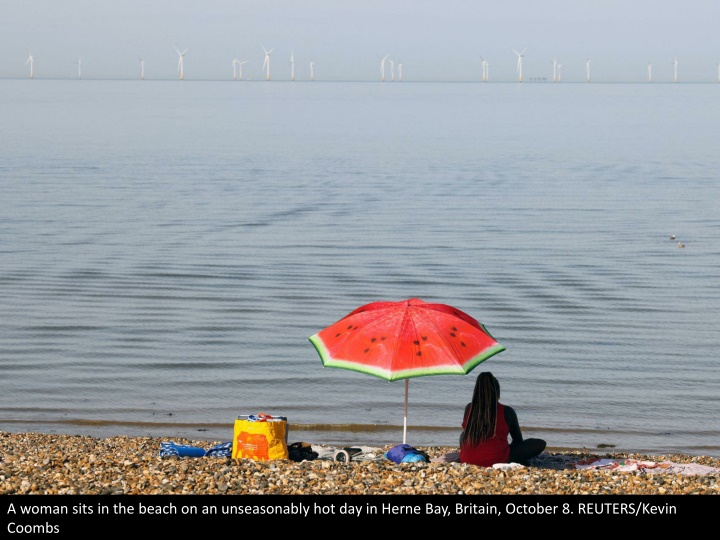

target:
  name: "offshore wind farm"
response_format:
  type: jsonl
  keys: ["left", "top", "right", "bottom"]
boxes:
{"left": 2, "top": 1, "right": 719, "bottom": 83}
{"left": 8, "top": 44, "right": 720, "bottom": 83}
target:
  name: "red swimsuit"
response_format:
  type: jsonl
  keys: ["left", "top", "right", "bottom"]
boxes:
{"left": 460, "top": 402, "right": 511, "bottom": 467}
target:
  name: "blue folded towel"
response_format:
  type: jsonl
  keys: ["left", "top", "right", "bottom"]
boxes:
{"left": 159, "top": 441, "right": 233, "bottom": 458}
{"left": 159, "top": 442, "right": 207, "bottom": 457}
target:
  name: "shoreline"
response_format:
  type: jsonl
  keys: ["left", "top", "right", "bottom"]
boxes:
{"left": 1, "top": 432, "right": 719, "bottom": 495}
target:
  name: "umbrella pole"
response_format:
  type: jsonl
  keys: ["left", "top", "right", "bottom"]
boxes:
{"left": 403, "top": 379, "right": 409, "bottom": 444}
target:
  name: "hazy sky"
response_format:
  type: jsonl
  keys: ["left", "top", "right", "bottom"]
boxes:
{"left": 2, "top": 1, "right": 719, "bottom": 82}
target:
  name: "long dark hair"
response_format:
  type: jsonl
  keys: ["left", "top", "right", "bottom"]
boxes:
{"left": 461, "top": 372, "right": 500, "bottom": 446}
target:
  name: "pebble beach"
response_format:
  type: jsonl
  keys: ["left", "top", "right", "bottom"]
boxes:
{"left": 2, "top": 432, "right": 719, "bottom": 495}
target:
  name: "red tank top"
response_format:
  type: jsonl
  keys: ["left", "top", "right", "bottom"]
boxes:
{"left": 459, "top": 402, "right": 511, "bottom": 467}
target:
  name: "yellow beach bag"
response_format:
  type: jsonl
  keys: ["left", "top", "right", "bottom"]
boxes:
{"left": 232, "top": 413, "right": 289, "bottom": 461}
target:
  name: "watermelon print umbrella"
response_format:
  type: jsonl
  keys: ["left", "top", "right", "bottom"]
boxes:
{"left": 308, "top": 298, "right": 505, "bottom": 444}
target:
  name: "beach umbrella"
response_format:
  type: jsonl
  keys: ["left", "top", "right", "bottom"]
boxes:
{"left": 308, "top": 298, "right": 505, "bottom": 444}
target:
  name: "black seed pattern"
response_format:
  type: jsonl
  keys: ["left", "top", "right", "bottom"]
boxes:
{"left": 451, "top": 326, "right": 458, "bottom": 332}
{"left": 371, "top": 338, "right": 376, "bottom": 343}
{"left": 461, "top": 342, "right": 466, "bottom": 347}
{"left": 413, "top": 340, "right": 419, "bottom": 345}
{"left": 347, "top": 325, "right": 353, "bottom": 330}
{"left": 417, "top": 351, "right": 422, "bottom": 356}
{"left": 381, "top": 337, "right": 386, "bottom": 341}
{"left": 422, "top": 336, "right": 427, "bottom": 341}
{"left": 450, "top": 333, "right": 456, "bottom": 337}
{"left": 335, "top": 333, "right": 341, "bottom": 338}
{"left": 364, "top": 348, "right": 370, "bottom": 353}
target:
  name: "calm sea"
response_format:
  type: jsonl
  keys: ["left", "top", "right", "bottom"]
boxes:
{"left": 1, "top": 79, "right": 718, "bottom": 457}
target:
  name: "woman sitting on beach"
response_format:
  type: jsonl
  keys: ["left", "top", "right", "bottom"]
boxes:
{"left": 460, "top": 371, "right": 546, "bottom": 467}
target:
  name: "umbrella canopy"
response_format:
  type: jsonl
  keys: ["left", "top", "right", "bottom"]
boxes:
{"left": 308, "top": 298, "right": 505, "bottom": 443}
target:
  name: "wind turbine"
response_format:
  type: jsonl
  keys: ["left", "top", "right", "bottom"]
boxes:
{"left": 262, "top": 45, "right": 275, "bottom": 80}
{"left": 648, "top": 62, "right": 652, "bottom": 82}
{"left": 480, "top": 57, "right": 489, "bottom": 82}
{"left": 551, "top": 59, "right": 557, "bottom": 82}
{"left": 309, "top": 60, "right": 315, "bottom": 81}
{"left": 238, "top": 61, "right": 248, "bottom": 80}
{"left": 512, "top": 48, "right": 526, "bottom": 82}
{"left": 290, "top": 50, "right": 295, "bottom": 81}
{"left": 672, "top": 57, "right": 679, "bottom": 83}
{"left": 138, "top": 57, "right": 144, "bottom": 80}
{"left": 75, "top": 57, "right": 82, "bottom": 79}
{"left": 557, "top": 63, "right": 563, "bottom": 82}
{"left": 26, "top": 53, "right": 34, "bottom": 79}
{"left": 586, "top": 59, "right": 591, "bottom": 83}
{"left": 398, "top": 61, "right": 403, "bottom": 81}
{"left": 389, "top": 57, "right": 395, "bottom": 81}
{"left": 175, "top": 47, "right": 188, "bottom": 80}
{"left": 380, "top": 54, "right": 389, "bottom": 81}
{"left": 232, "top": 59, "right": 240, "bottom": 80}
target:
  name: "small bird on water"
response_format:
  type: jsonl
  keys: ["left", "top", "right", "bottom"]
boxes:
{"left": 677, "top": 242, "right": 685, "bottom": 248}
{"left": 670, "top": 234, "right": 676, "bottom": 240}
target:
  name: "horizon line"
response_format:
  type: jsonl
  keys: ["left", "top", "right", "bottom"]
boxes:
{"left": 2, "top": 77, "right": 719, "bottom": 84}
